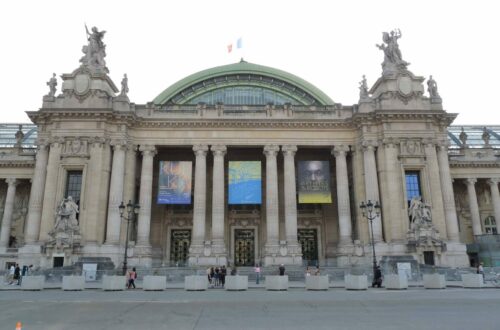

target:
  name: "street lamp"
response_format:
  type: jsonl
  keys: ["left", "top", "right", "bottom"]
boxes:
{"left": 119, "top": 200, "right": 140, "bottom": 276}
{"left": 359, "top": 200, "right": 381, "bottom": 284}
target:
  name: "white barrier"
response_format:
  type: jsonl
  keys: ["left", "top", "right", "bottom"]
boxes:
{"left": 102, "top": 275, "right": 127, "bottom": 291}
{"left": 345, "top": 274, "right": 368, "bottom": 290}
{"left": 384, "top": 274, "right": 408, "bottom": 290}
{"left": 143, "top": 276, "right": 167, "bottom": 291}
{"left": 225, "top": 275, "right": 248, "bottom": 291}
{"left": 21, "top": 276, "right": 45, "bottom": 290}
{"left": 461, "top": 274, "right": 484, "bottom": 288}
{"left": 305, "top": 276, "right": 329, "bottom": 290}
{"left": 184, "top": 275, "right": 208, "bottom": 291}
{"left": 423, "top": 274, "right": 446, "bottom": 289}
{"left": 62, "top": 276, "right": 85, "bottom": 291}
{"left": 265, "top": 275, "right": 288, "bottom": 291}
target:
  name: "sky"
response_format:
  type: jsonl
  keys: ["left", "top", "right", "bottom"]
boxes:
{"left": 1, "top": 0, "right": 498, "bottom": 125}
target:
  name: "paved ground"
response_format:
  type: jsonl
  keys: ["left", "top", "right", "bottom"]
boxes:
{"left": 1, "top": 287, "right": 500, "bottom": 330}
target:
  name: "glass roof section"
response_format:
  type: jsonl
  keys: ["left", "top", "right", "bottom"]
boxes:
{"left": 0, "top": 123, "right": 37, "bottom": 148}
{"left": 189, "top": 86, "right": 301, "bottom": 106}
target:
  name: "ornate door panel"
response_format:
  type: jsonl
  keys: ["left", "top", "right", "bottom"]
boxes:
{"left": 298, "top": 229, "right": 318, "bottom": 266}
{"left": 170, "top": 230, "right": 191, "bottom": 266}
{"left": 234, "top": 229, "right": 255, "bottom": 266}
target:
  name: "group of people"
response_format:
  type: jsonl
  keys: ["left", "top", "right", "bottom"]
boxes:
{"left": 206, "top": 265, "right": 228, "bottom": 288}
{"left": 305, "top": 266, "right": 321, "bottom": 276}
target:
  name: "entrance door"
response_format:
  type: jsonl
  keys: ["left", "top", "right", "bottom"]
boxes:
{"left": 234, "top": 229, "right": 255, "bottom": 266}
{"left": 423, "top": 251, "right": 435, "bottom": 265}
{"left": 298, "top": 228, "right": 319, "bottom": 266}
{"left": 170, "top": 230, "right": 191, "bottom": 266}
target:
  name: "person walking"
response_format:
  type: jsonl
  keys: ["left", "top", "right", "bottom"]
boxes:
{"left": 372, "top": 266, "right": 383, "bottom": 288}
{"left": 127, "top": 267, "right": 137, "bottom": 289}
{"left": 477, "top": 262, "right": 485, "bottom": 283}
{"left": 279, "top": 264, "right": 285, "bottom": 276}
{"left": 8, "top": 264, "right": 15, "bottom": 285}
{"left": 254, "top": 264, "right": 261, "bottom": 284}
{"left": 14, "top": 264, "right": 21, "bottom": 285}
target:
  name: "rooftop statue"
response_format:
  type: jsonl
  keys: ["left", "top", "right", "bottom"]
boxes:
{"left": 358, "top": 75, "right": 370, "bottom": 101}
{"left": 120, "top": 74, "right": 129, "bottom": 97}
{"left": 427, "top": 75, "right": 440, "bottom": 98}
{"left": 80, "top": 25, "right": 109, "bottom": 73}
{"left": 46, "top": 73, "right": 57, "bottom": 97}
{"left": 376, "top": 29, "right": 410, "bottom": 75}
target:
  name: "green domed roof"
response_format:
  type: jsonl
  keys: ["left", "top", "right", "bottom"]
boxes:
{"left": 153, "top": 60, "right": 334, "bottom": 106}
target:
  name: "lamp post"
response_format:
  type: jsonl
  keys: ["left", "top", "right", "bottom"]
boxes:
{"left": 359, "top": 200, "right": 381, "bottom": 283}
{"left": 119, "top": 200, "right": 140, "bottom": 276}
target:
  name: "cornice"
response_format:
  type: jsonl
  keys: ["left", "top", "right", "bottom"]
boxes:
{"left": 0, "top": 161, "right": 35, "bottom": 168}
{"left": 449, "top": 162, "right": 500, "bottom": 168}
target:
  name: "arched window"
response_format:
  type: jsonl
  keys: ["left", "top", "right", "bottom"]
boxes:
{"left": 484, "top": 216, "right": 497, "bottom": 234}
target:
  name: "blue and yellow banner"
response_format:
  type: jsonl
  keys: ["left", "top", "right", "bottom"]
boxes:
{"left": 298, "top": 161, "right": 332, "bottom": 203}
{"left": 228, "top": 161, "right": 261, "bottom": 204}
{"left": 157, "top": 161, "right": 192, "bottom": 204}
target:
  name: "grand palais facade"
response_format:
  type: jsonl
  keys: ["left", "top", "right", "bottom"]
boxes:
{"left": 0, "top": 28, "right": 499, "bottom": 271}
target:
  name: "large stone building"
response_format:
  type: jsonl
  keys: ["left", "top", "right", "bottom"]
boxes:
{"left": 0, "top": 28, "right": 499, "bottom": 270}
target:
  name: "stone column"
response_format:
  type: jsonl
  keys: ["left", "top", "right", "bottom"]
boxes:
{"left": 332, "top": 145, "right": 352, "bottom": 245}
{"left": 362, "top": 142, "right": 382, "bottom": 242}
{"left": 136, "top": 145, "right": 156, "bottom": 246}
{"left": 211, "top": 145, "right": 227, "bottom": 258}
{"left": 465, "top": 178, "right": 482, "bottom": 236}
{"left": 282, "top": 145, "right": 300, "bottom": 257}
{"left": 487, "top": 178, "right": 500, "bottom": 226}
{"left": 423, "top": 141, "right": 447, "bottom": 237}
{"left": 190, "top": 145, "right": 209, "bottom": 257}
{"left": 105, "top": 141, "right": 127, "bottom": 245}
{"left": 264, "top": 145, "right": 280, "bottom": 256}
{"left": 122, "top": 144, "right": 137, "bottom": 242}
{"left": 0, "top": 179, "right": 19, "bottom": 248}
{"left": 39, "top": 139, "right": 63, "bottom": 242}
{"left": 24, "top": 143, "right": 49, "bottom": 243}
{"left": 437, "top": 143, "right": 460, "bottom": 242}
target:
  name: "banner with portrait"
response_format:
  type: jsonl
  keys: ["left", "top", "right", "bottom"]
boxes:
{"left": 298, "top": 161, "right": 332, "bottom": 203}
{"left": 228, "top": 161, "right": 262, "bottom": 204}
{"left": 157, "top": 161, "right": 192, "bottom": 204}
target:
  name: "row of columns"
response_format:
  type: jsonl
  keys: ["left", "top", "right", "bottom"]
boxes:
{"left": 464, "top": 178, "right": 500, "bottom": 236}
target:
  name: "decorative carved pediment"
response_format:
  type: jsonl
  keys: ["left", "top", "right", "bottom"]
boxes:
{"left": 61, "top": 138, "right": 89, "bottom": 158}
{"left": 399, "top": 139, "right": 423, "bottom": 157}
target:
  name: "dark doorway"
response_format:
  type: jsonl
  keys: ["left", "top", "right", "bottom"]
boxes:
{"left": 298, "top": 228, "right": 319, "bottom": 266}
{"left": 234, "top": 229, "right": 255, "bottom": 266}
{"left": 53, "top": 257, "right": 64, "bottom": 268}
{"left": 423, "top": 251, "right": 435, "bottom": 265}
{"left": 170, "top": 230, "right": 191, "bottom": 266}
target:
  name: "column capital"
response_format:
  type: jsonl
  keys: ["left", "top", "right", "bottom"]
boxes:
{"left": 90, "top": 136, "right": 108, "bottom": 148}
{"left": 437, "top": 141, "right": 450, "bottom": 150}
{"left": 423, "top": 138, "right": 437, "bottom": 148}
{"left": 381, "top": 138, "right": 398, "bottom": 148}
{"left": 127, "top": 143, "right": 138, "bottom": 152}
{"left": 465, "top": 178, "right": 477, "bottom": 186}
{"left": 488, "top": 178, "right": 500, "bottom": 186}
{"left": 361, "top": 140, "right": 378, "bottom": 151}
{"left": 193, "top": 144, "right": 209, "bottom": 157}
{"left": 5, "top": 178, "right": 18, "bottom": 187}
{"left": 139, "top": 145, "right": 157, "bottom": 156}
{"left": 281, "top": 145, "right": 297, "bottom": 156}
{"left": 110, "top": 139, "right": 128, "bottom": 150}
{"left": 49, "top": 137, "right": 65, "bottom": 148}
{"left": 36, "top": 139, "right": 50, "bottom": 150}
{"left": 211, "top": 144, "right": 227, "bottom": 156}
{"left": 263, "top": 145, "right": 279, "bottom": 157}
{"left": 332, "top": 145, "right": 349, "bottom": 157}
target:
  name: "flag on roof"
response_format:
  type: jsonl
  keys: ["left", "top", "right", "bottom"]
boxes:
{"left": 227, "top": 37, "right": 243, "bottom": 53}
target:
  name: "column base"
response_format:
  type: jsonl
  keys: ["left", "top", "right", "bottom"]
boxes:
{"left": 188, "top": 241, "right": 227, "bottom": 266}
{"left": 441, "top": 242, "right": 469, "bottom": 267}
{"left": 264, "top": 241, "right": 302, "bottom": 266}
{"left": 18, "top": 243, "right": 43, "bottom": 268}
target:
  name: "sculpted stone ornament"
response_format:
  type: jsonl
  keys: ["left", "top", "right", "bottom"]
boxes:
{"left": 48, "top": 197, "right": 81, "bottom": 251}
{"left": 459, "top": 127, "right": 468, "bottom": 147}
{"left": 358, "top": 75, "right": 370, "bottom": 102}
{"left": 46, "top": 73, "right": 57, "bottom": 97}
{"left": 407, "top": 196, "right": 444, "bottom": 258}
{"left": 408, "top": 196, "right": 432, "bottom": 230}
{"left": 376, "top": 29, "right": 410, "bottom": 76}
{"left": 80, "top": 25, "right": 109, "bottom": 73}
{"left": 120, "top": 74, "right": 129, "bottom": 97}
{"left": 482, "top": 127, "right": 491, "bottom": 146}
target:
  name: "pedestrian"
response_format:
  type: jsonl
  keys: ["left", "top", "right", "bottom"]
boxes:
{"left": 206, "top": 267, "right": 212, "bottom": 286}
{"left": 8, "top": 264, "right": 15, "bottom": 285}
{"left": 314, "top": 266, "right": 321, "bottom": 276}
{"left": 477, "top": 262, "right": 484, "bottom": 283}
{"left": 14, "top": 264, "right": 21, "bottom": 285}
{"left": 372, "top": 266, "right": 383, "bottom": 288}
{"left": 230, "top": 267, "right": 237, "bottom": 276}
{"left": 279, "top": 264, "right": 285, "bottom": 276}
{"left": 127, "top": 267, "right": 137, "bottom": 289}
{"left": 220, "top": 265, "right": 227, "bottom": 287}
{"left": 254, "top": 264, "right": 261, "bottom": 284}
{"left": 305, "top": 266, "right": 311, "bottom": 277}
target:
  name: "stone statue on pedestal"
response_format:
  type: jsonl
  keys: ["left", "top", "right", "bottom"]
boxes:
{"left": 408, "top": 196, "right": 432, "bottom": 230}
{"left": 459, "top": 127, "right": 468, "bottom": 147}
{"left": 376, "top": 29, "right": 410, "bottom": 75}
{"left": 359, "top": 75, "right": 370, "bottom": 101}
{"left": 427, "top": 75, "right": 440, "bottom": 98}
{"left": 50, "top": 196, "right": 80, "bottom": 236}
{"left": 46, "top": 73, "right": 57, "bottom": 97}
{"left": 120, "top": 74, "right": 129, "bottom": 97}
{"left": 482, "top": 127, "right": 491, "bottom": 146}
{"left": 80, "top": 25, "right": 109, "bottom": 73}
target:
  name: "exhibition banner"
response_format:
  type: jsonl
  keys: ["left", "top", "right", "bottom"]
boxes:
{"left": 228, "top": 161, "right": 262, "bottom": 204}
{"left": 157, "top": 161, "right": 192, "bottom": 204}
{"left": 298, "top": 161, "right": 332, "bottom": 203}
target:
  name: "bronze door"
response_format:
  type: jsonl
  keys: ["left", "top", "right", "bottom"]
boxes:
{"left": 170, "top": 230, "right": 191, "bottom": 266}
{"left": 234, "top": 229, "right": 255, "bottom": 266}
{"left": 298, "top": 228, "right": 318, "bottom": 266}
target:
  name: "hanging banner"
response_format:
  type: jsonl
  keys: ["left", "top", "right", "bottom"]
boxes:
{"left": 298, "top": 161, "right": 332, "bottom": 203}
{"left": 228, "top": 161, "right": 261, "bottom": 204}
{"left": 157, "top": 161, "right": 192, "bottom": 204}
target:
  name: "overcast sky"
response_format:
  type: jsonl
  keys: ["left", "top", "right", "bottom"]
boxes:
{"left": 1, "top": 0, "right": 498, "bottom": 125}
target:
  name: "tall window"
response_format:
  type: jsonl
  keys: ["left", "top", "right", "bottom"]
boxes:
{"left": 484, "top": 216, "right": 497, "bottom": 234}
{"left": 65, "top": 171, "right": 82, "bottom": 219}
{"left": 405, "top": 171, "right": 422, "bottom": 203}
